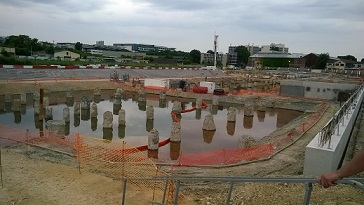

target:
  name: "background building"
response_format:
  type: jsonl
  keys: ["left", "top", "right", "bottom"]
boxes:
{"left": 326, "top": 58, "right": 358, "bottom": 71}
{"left": 55, "top": 43, "right": 75, "bottom": 49}
{"left": 227, "top": 45, "right": 260, "bottom": 66}
{"left": 112, "top": 43, "right": 175, "bottom": 52}
{"left": 200, "top": 53, "right": 228, "bottom": 68}
{"left": 260, "top": 43, "right": 289, "bottom": 53}
{"left": 54, "top": 50, "right": 80, "bottom": 60}
{"left": 95, "top": 41, "right": 104, "bottom": 47}
{"left": 248, "top": 52, "right": 304, "bottom": 69}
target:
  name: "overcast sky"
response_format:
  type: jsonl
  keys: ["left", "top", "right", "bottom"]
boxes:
{"left": 0, "top": 0, "right": 363, "bottom": 60}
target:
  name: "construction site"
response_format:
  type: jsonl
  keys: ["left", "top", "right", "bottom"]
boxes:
{"left": 0, "top": 67, "right": 363, "bottom": 205}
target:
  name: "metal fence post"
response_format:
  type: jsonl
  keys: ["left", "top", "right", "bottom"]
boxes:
{"left": 162, "top": 179, "right": 169, "bottom": 204}
{"left": 173, "top": 180, "right": 180, "bottom": 205}
{"left": 121, "top": 179, "right": 127, "bottom": 205}
{"left": 303, "top": 182, "right": 313, "bottom": 205}
{"left": 0, "top": 147, "right": 3, "bottom": 188}
{"left": 226, "top": 182, "right": 234, "bottom": 205}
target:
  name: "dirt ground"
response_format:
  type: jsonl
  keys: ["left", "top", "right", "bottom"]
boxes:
{"left": 0, "top": 80, "right": 363, "bottom": 205}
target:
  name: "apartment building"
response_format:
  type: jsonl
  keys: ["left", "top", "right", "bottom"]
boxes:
{"left": 200, "top": 52, "right": 228, "bottom": 67}
{"left": 227, "top": 45, "right": 260, "bottom": 66}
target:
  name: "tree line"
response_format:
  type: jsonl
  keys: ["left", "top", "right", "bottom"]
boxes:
{"left": 0, "top": 34, "right": 252, "bottom": 67}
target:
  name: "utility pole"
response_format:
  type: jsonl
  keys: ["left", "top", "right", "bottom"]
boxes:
{"left": 213, "top": 34, "right": 218, "bottom": 68}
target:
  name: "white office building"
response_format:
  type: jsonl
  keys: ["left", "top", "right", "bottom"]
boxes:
{"left": 260, "top": 43, "right": 289, "bottom": 53}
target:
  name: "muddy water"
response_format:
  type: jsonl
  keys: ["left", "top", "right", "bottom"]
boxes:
{"left": 0, "top": 92, "right": 301, "bottom": 154}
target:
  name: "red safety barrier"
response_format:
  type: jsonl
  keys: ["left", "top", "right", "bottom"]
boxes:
{"left": 13, "top": 65, "right": 24, "bottom": 69}
{"left": 143, "top": 86, "right": 168, "bottom": 90}
{"left": 65, "top": 65, "right": 80, "bottom": 69}
{"left": 32, "top": 65, "right": 57, "bottom": 69}
{"left": 192, "top": 86, "right": 208, "bottom": 94}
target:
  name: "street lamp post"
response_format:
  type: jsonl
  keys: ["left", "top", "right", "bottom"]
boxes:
{"left": 288, "top": 60, "right": 290, "bottom": 70}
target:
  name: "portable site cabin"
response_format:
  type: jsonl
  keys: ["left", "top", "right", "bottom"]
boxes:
{"left": 199, "top": 82, "right": 216, "bottom": 93}
{"left": 144, "top": 78, "right": 170, "bottom": 89}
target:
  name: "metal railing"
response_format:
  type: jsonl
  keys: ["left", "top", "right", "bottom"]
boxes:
{"left": 121, "top": 176, "right": 364, "bottom": 205}
{"left": 319, "top": 85, "right": 363, "bottom": 147}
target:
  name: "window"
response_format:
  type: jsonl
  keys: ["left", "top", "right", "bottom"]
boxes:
{"left": 66, "top": 51, "right": 69, "bottom": 55}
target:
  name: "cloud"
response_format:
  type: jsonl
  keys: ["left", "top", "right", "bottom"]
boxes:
{"left": 0, "top": 0, "right": 363, "bottom": 59}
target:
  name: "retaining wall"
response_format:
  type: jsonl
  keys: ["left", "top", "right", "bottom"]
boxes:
{"left": 280, "top": 80, "right": 359, "bottom": 100}
{"left": 303, "top": 87, "right": 364, "bottom": 176}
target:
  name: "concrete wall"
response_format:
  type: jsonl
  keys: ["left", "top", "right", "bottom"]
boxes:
{"left": 280, "top": 80, "right": 358, "bottom": 100}
{"left": 303, "top": 87, "right": 364, "bottom": 176}
{"left": 279, "top": 80, "right": 304, "bottom": 97}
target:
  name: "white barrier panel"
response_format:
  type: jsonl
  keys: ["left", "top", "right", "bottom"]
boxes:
{"left": 303, "top": 88, "right": 364, "bottom": 176}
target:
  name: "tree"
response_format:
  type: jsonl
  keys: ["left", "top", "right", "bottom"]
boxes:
{"left": 361, "top": 58, "right": 364, "bottom": 63}
{"left": 189, "top": 49, "right": 201, "bottom": 64}
{"left": 235, "top": 46, "right": 250, "bottom": 67}
{"left": 314, "top": 53, "right": 330, "bottom": 69}
{"left": 207, "top": 50, "right": 214, "bottom": 54}
{"left": 338, "top": 55, "right": 357, "bottom": 62}
{"left": 75, "top": 42, "right": 83, "bottom": 51}
{"left": 1, "top": 49, "right": 11, "bottom": 57}
{"left": 45, "top": 46, "right": 54, "bottom": 55}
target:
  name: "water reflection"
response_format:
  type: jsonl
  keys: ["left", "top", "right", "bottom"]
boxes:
{"left": 113, "top": 103, "right": 122, "bottom": 115}
{"left": 81, "top": 109, "right": 90, "bottom": 121}
{"left": 148, "top": 149, "right": 158, "bottom": 159}
{"left": 74, "top": 115, "right": 80, "bottom": 127}
{"left": 203, "top": 130, "right": 215, "bottom": 144}
{"left": 103, "top": 128, "right": 113, "bottom": 142}
{"left": 66, "top": 97, "right": 74, "bottom": 107}
{"left": 118, "top": 125, "right": 126, "bottom": 139}
{"left": 159, "top": 99, "right": 167, "bottom": 108}
{"left": 170, "top": 141, "right": 181, "bottom": 160}
{"left": 226, "top": 121, "right": 236, "bottom": 136}
{"left": 65, "top": 122, "right": 70, "bottom": 136}
{"left": 34, "top": 114, "right": 43, "bottom": 129}
{"left": 267, "top": 107, "right": 275, "bottom": 116}
{"left": 0, "top": 91, "right": 302, "bottom": 155}
{"left": 93, "top": 95, "right": 101, "bottom": 103}
{"left": 14, "top": 111, "right": 21, "bottom": 124}
{"left": 243, "top": 116, "right": 253, "bottom": 129}
{"left": 211, "top": 105, "right": 218, "bottom": 115}
{"left": 257, "top": 111, "right": 265, "bottom": 122}
{"left": 146, "top": 119, "right": 154, "bottom": 132}
{"left": 91, "top": 117, "right": 98, "bottom": 131}
{"left": 20, "top": 105, "right": 26, "bottom": 115}
{"left": 195, "top": 109, "right": 202, "bottom": 119}
{"left": 5, "top": 102, "right": 11, "bottom": 112}
{"left": 138, "top": 101, "right": 146, "bottom": 111}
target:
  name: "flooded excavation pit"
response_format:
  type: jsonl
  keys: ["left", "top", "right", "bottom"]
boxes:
{"left": 0, "top": 90, "right": 303, "bottom": 165}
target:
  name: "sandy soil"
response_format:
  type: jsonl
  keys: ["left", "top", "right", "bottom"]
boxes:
{"left": 0, "top": 80, "right": 363, "bottom": 205}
